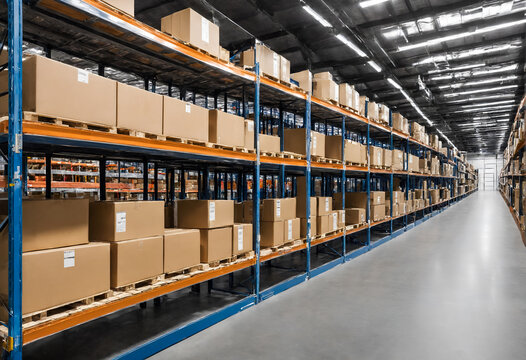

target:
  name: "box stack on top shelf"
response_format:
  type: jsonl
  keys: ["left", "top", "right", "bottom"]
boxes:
{"left": 0, "top": 1, "right": 479, "bottom": 357}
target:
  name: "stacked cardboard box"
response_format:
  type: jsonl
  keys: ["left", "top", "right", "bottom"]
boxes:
{"left": 383, "top": 148, "right": 392, "bottom": 169}
{"left": 291, "top": 70, "right": 312, "bottom": 93}
{"left": 105, "top": 0, "right": 135, "bottom": 16}
{"left": 164, "top": 96, "right": 209, "bottom": 142}
{"left": 392, "top": 113, "right": 409, "bottom": 134}
{"left": 313, "top": 72, "right": 338, "bottom": 103}
{"left": 325, "top": 136, "right": 367, "bottom": 165}
{"left": 392, "top": 149, "right": 404, "bottom": 171}
{"left": 430, "top": 189, "right": 440, "bottom": 204}
{"left": 260, "top": 198, "right": 298, "bottom": 247}
{"left": 411, "top": 122, "right": 426, "bottom": 143}
{"left": 359, "top": 96, "right": 368, "bottom": 117}
{"left": 368, "top": 101, "right": 379, "bottom": 122}
{"left": 408, "top": 154, "right": 419, "bottom": 172}
{"left": 240, "top": 44, "right": 290, "bottom": 83}
{"left": 378, "top": 104, "right": 389, "bottom": 125}
{"left": 89, "top": 201, "right": 164, "bottom": 288}
{"left": 316, "top": 196, "right": 335, "bottom": 235}
{"left": 209, "top": 110, "right": 245, "bottom": 147}
{"left": 338, "top": 83, "right": 360, "bottom": 112}
{"left": 0, "top": 199, "right": 110, "bottom": 319}
{"left": 370, "top": 146, "right": 383, "bottom": 167}
{"left": 177, "top": 200, "right": 234, "bottom": 262}
{"left": 284, "top": 128, "right": 325, "bottom": 157}
{"left": 387, "top": 191, "right": 405, "bottom": 217}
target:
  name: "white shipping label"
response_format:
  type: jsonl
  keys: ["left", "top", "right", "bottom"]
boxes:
{"left": 77, "top": 69, "right": 89, "bottom": 84}
{"left": 341, "top": 212, "right": 345, "bottom": 224}
{"left": 64, "top": 250, "right": 75, "bottom": 268}
{"left": 248, "top": 121, "right": 254, "bottom": 132}
{"left": 325, "top": 198, "right": 329, "bottom": 212}
{"left": 313, "top": 136, "right": 317, "bottom": 150}
{"left": 273, "top": 53, "right": 279, "bottom": 77}
{"left": 333, "top": 213, "right": 337, "bottom": 230}
{"left": 237, "top": 227, "right": 244, "bottom": 251}
{"left": 201, "top": 18, "right": 209, "bottom": 43}
{"left": 209, "top": 201, "right": 216, "bottom": 221}
{"left": 377, "top": 196, "right": 381, "bottom": 204}
{"left": 116, "top": 212, "right": 126, "bottom": 233}
{"left": 288, "top": 220, "right": 293, "bottom": 240}
{"left": 276, "top": 199, "right": 281, "bottom": 218}
{"left": 185, "top": 103, "right": 191, "bottom": 113}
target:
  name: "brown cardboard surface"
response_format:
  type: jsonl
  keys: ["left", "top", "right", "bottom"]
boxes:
{"left": 219, "top": 47, "right": 230, "bottom": 62}
{"left": 177, "top": 200, "right": 234, "bottom": 229}
{"left": 296, "top": 196, "right": 317, "bottom": 218}
{"left": 328, "top": 211, "right": 339, "bottom": 232}
{"left": 347, "top": 141, "right": 363, "bottom": 164}
{"left": 338, "top": 84, "right": 353, "bottom": 108}
{"left": 232, "top": 223, "right": 253, "bottom": 255}
{"left": 284, "top": 128, "right": 325, "bottom": 157}
{"left": 317, "top": 197, "right": 332, "bottom": 216}
{"left": 163, "top": 96, "right": 208, "bottom": 142}
{"left": 0, "top": 198, "right": 88, "bottom": 252}
{"left": 0, "top": 238, "right": 110, "bottom": 317}
{"left": 300, "top": 216, "right": 316, "bottom": 238}
{"left": 392, "top": 149, "right": 404, "bottom": 171}
{"left": 336, "top": 209, "right": 345, "bottom": 228}
{"left": 163, "top": 229, "right": 200, "bottom": 273}
{"left": 164, "top": 201, "right": 181, "bottom": 228}
{"left": 161, "top": 8, "right": 220, "bottom": 58}
{"left": 346, "top": 208, "right": 365, "bottom": 225}
{"left": 313, "top": 79, "right": 338, "bottom": 103}
{"left": 105, "top": 0, "right": 134, "bottom": 15}
{"left": 280, "top": 55, "right": 290, "bottom": 83}
{"left": 244, "top": 120, "right": 255, "bottom": 150}
{"left": 383, "top": 149, "right": 392, "bottom": 168}
{"left": 209, "top": 110, "right": 245, "bottom": 147}
{"left": 316, "top": 215, "right": 329, "bottom": 235}
{"left": 314, "top": 71, "right": 333, "bottom": 81}
{"left": 371, "top": 191, "right": 386, "bottom": 205}
{"left": 290, "top": 70, "right": 312, "bottom": 93}
{"left": 234, "top": 202, "right": 244, "bottom": 223}
{"left": 283, "top": 218, "right": 300, "bottom": 242}
{"left": 200, "top": 227, "right": 232, "bottom": 262}
{"left": 261, "top": 198, "right": 296, "bottom": 221}
{"left": 261, "top": 221, "right": 284, "bottom": 247}
{"left": 110, "top": 236, "right": 163, "bottom": 288}
{"left": 371, "top": 204, "right": 385, "bottom": 221}
{"left": 0, "top": 55, "right": 116, "bottom": 127}
{"left": 240, "top": 44, "right": 279, "bottom": 79}
{"left": 89, "top": 201, "right": 164, "bottom": 242}
{"left": 117, "top": 82, "right": 162, "bottom": 134}
{"left": 260, "top": 134, "right": 281, "bottom": 153}
{"left": 370, "top": 146, "right": 383, "bottom": 167}
{"left": 346, "top": 192, "right": 368, "bottom": 208}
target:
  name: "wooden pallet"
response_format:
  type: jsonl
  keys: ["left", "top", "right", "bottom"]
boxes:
{"left": 312, "top": 156, "right": 342, "bottom": 164}
{"left": 260, "top": 239, "right": 304, "bottom": 255}
{"left": 164, "top": 264, "right": 208, "bottom": 279}
{"left": 182, "top": 41, "right": 219, "bottom": 60}
{"left": 210, "top": 143, "right": 256, "bottom": 153}
{"left": 161, "top": 135, "right": 210, "bottom": 147}
{"left": 281, "top": 151, "right": 306, "bottom": 160}
{"left": 229, "top": 250, "right": 255, "bottom": 262}
{"left": 116, "top": 128, "right": 160, "bottom": 140}
{"left": 345, "top": 223, "right": 365, "bottom": 231}
{"left": 262, "top": 73, "right": 280, "bottom": 83}
{"left": 279, "top": 79, "right": 292, "bottom": 88}
{"left": 114, "top": 274, "right": 166, "bottom": 292}
{"left": 17, "top": 111, "right": 117, "bottom": 133}
{"left": 345, "top": 161, "right": 367, "bottom": 167}
{"left": 371, "top": 165, "right": 390, "bottom": 170}
{"left": 22, "top": 290, "right": 113, "bottom": 324}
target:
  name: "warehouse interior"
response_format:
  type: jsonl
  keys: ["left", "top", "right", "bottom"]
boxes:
{"left": 0, "top": 0, "right": 524, "bottom": 359}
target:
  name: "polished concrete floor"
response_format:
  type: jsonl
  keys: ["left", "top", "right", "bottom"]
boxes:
{"left": 151, "top": 191, "right": 526, "bottom": 360}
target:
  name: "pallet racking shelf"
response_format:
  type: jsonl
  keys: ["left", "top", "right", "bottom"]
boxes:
{"left": 1, "top": 1, "right": 478, "bottom": 358}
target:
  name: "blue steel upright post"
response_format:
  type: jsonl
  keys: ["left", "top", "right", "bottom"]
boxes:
{"left": 7, "top": 0, "right": 23, "bottom": 358}
{"left": 389, "top": 111, "right": 393, "bottom": 235}
{"left": 253, "top": 61, "right": 261, "bottom": 302}
{"left": 305, "top": 94, "right": 312, "bottom": 277}
{"left": 278, "top": 103, "right": 285, "bottom": 197}
{"left": 366, "top": 121, "right": 371, "bottom": 246}
{"left": 341, "top": 116, "right": 346, "bottom": 259}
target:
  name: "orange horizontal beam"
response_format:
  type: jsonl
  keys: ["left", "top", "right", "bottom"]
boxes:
{"left": 23, "top": 257, "right": 256, "bottom": 344}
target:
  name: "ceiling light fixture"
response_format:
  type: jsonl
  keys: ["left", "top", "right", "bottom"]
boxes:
{"left": 399, "top": 18, "right": 526, "bottom": 51}
{"left": 413, "top": 44, "right": 517, "bottom": 66}
{"left": 443, "top": 84, "right": 518, "bottom": 97}
{"left": 454, "top": 104, "right": 515, "bottom": 113}
{"left": 302, "top": 5, "right": 332, "bottom": 27}
{"left": 438, "top": 75, "right": 518, "bottom": 89}
{"left": 461, "top": 100, "right": 515, "bottom": 108}
{"left": 368, "top": 60, "right": 382, "bottom": 72}
{"left": 428, "top": 63, "right": 485, "bottom": 75}
{"left": 336, "top": 34, "right": 367, "bottom": 57}
{"left": 447, "top": 94, "right": 515, "bottom": 103}
{"left": 387, "top": 77, "right": 402, "bottom": 89}
{"left": 429, "top": 64, "right": 517, "bottom": 81}
{"left": 360, "top": 0, "right": 390, "bottom": 8}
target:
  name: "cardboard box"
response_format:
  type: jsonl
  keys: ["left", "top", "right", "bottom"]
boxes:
{"left": 105, "top": 0, "right": 134, "bottom": 16}
{"left": 163, "top": 96, "right": 208, "bottom": 142}
{"left": 316, "top": 215, "right": 329, "bottom": 235}
{"left": 261, "top": 198, "right": 296, "bottom": 221}
{"left": 117, "top": 83, "right": 162, "bottom": 134}
{"left": 89, "top": 201, "right": 164, "bottom": 242}
{"left": 261, "top": 221, "right": 284, "bottom": 247}
{"left": 368, "top": 102, "right": 379, "bottom": 121}
{"left": 325, "top": 136, "right": 361, "bottom": 162}
{"left": 161, "top": 8, "right": 220, "bottom": 58}
{"left": 163, "top": 229, "right": 200, "bottom": 273}
{"left": 300, "top": 216, "right": 316, "bottom": 238}
{"left": 0, "top": 239, "right": 110, "bottom": 317}
{"left": 313, "top": 79, "right": 338, "bottom": 103}
{"left": 314, "top": 72, "right": 333, "bottom": 81}
{"left": 260, "top": 134, "right": 281, "bottom": 153}
{"left": 240, "top": 44, "right": 279, "bottom": 79}
{"left": 110, "top": 236, "right": 163, "bottom": 288}
{"left": 280, "top": 55, "right": 290, "bottom": 83}
{"left": 383, "top": 148, "right": 392, "bottom": 168}
{"left": 392, "top": 149, "right": 404, "bottom": 171}
{"left": 0, "top": 198, "right": 88, "bottom": 252}
{"left": 371, "top": 191, "right": 385, "bottom": 205}
{"left": 244, "top": 120, "right": 254, "bottom": 150}
{"left": 371, "top": 204, "right": 385, "bottom": 221}
{"left": 347, "top": 141, "right": 364, "bottom": 164}
{"left": 317, "top": 197, "right": 332, "bottom": 216}
{"left": 219, "top": 46, "right": 230, "bottom": 62}
{"left": 232, "top": 223, "right": 253, "bottom": 255}
{"left": 200, "top": 227, "right": 232, "bottom": 262}
{"left": 336, "top": 209, "right": 345, "bottom": 228}
{"left": 284, "top": 128, "right": 325, "bottom": 157}
{"left": 290, "top": 70, "right": 312, "bottom": 93}
{"left": 346, "top": 208, "right": 365, "bottom": 225}
{"left": 347, "top": 192, "right": 368, "bottom": 208}
{"left": 164, "top": 200, "right": 181, "bottom": 228}
{"left": 178, "top": 200, "right": 234, "bottom": 229}
{"left": 296, "top": 196, "right": 317, "bottom": 218}
{"left": 329, "top": 211, "right": 339, "bottom": 232}
{"left": 283, "top": 218, "right": 300, "bottom": 242}
{"left": 339, "top": 84, "right": 353, "bottom": 108}
{"left": 209, "top": 110, "right": 245, "bottom": 147}
{"left": 370, "top": 146, "right": 383, "bottom": 167}
{"left": 0, "top": 55, "right": 116, "bottom": 127}
{"left": 234, "top": 202, "right": 244, "bottom": 223}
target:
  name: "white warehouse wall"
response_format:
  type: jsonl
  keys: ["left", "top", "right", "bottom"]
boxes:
{"left": 466, "top": 154, "right": 503, "bottom": 191}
